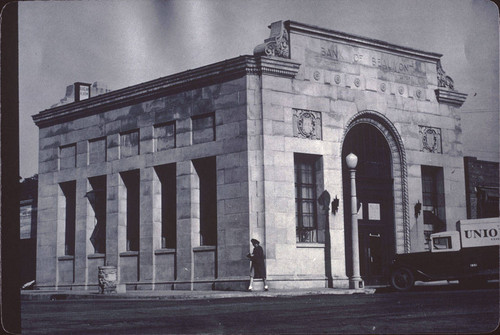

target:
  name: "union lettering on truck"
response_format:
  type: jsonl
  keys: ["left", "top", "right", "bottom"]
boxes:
{"left": 460, "top": 220, "right": 500, "bottom": 248}
{"left": 464, "top": 228, "right": 499, "bottom": 239}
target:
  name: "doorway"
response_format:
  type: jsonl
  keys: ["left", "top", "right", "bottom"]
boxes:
{"left": 342, "top": 123, "right": 395, "bottom": 285}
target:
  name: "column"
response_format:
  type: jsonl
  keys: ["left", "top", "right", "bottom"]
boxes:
{"left": 73, "top": 178, "right": 89, "bottom": 288}
{"left": 138, "top": 167, "right": 161, "bottom": 289}
{"left": 105, "top": 172, "right": 127, "bottom": 292}
{"left": 35, "top": 178, "right": 59, "bottom": 289}
{"left": 174, "top": 160, "right": 199, "bottom": 290}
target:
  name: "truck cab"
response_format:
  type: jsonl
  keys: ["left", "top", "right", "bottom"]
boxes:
{"left": 390, "top": 218, "right": 499, "bottom": 291}
{"left": 430, "top": 231, "right": 461, "bottom": 253}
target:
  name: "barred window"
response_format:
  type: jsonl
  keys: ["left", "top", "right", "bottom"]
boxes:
{"left": 295, "top": 154, "right": 319, "bottom": 243}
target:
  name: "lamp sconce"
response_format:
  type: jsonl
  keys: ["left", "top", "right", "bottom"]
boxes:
{"left": 331, "top": 196, "right": 339, "bottom": 215}
{"left": 414, "top": 200, "right": 422, "bottom": 218}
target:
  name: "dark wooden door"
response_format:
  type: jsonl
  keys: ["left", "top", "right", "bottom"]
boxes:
{"left": 357, "top": 178, "right": 394, "bottom": 285}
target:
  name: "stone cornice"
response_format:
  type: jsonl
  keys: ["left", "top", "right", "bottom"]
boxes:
{"left": 286, "top": 20, "right": 443, "bottom": 63}
{"left": 435, "top": 89, "right": 468, "bottom": 107}
{"left": 257, "top": 56, "right": 301, "bottom": 77}
{"left": 33, "top": 55, "right": 301, "bottom": 128}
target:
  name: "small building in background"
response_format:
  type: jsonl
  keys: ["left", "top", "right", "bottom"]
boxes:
{"left": 464, "top": 156, "right": 499, "bottom": 219}
{"left": 20, "top": 175, "right": 38, "bottom": 286}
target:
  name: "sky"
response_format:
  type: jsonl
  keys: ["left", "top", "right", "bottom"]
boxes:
{"left": 18, "top": 0, "right": 499, "bottom": 178}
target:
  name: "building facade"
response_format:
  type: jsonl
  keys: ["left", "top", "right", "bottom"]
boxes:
{"left": 33, "top": 20, "right": 468, "bottom": 291}
{"left": 464, "top": 156, "right": 499, "bottom": 219}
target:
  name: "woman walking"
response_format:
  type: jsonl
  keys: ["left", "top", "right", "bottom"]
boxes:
{"left": 247, "top": 238, "right": 268, "bottom": 291}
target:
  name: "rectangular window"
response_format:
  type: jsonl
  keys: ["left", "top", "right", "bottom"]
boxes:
{"left": 121, "top": 170, "right": 140, "bottom": 251}
{"left": 89, "top": 137, "right": 107, "bottom": 164}
{"left": 295, "top": 154, "right": 320, "bottom": 243}
{"left": 193, "top": 156, "right": 217, "bottom": 246}
{"left": 154, "top": 122, "right": 176, "bottom": 152}
{"left": 120, "top": 130, "right": 139, "bottom": 158}
{"left": 60, "top": 144, "right": 76, "bottom": 170}
{"left": 192, "top": 113, "right": 215, "bottom": 144}
{"left": 88, "top": 176, "right": 106, "bottom": 254}
{"left": 155, "top": 164, "right": 176, "bottom": 249}
{"left": 421, "top": 166, "right": 446, "bottom": 249}
{"left": 60, "top": 181, "right": 76, "bottom": 256}
{"left": 432, "top": 236, "right": 452, "bottom": 250}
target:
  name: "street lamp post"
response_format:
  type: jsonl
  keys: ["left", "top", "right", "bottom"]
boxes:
{"left": 346, "top": 153, "right": 364, "bottom": 289}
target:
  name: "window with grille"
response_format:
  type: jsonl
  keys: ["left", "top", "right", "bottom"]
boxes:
{"left": 295, "top": 154, "right": 320, "bottom": 243}
{"left": 421, "top": 166, "right": 446, "bottom": 249}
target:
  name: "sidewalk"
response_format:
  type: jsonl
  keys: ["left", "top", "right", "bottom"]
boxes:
{"left": 21, "top": 286, "right": 376, "bottom": 302}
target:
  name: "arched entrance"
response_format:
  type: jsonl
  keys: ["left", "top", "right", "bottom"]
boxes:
{"left": 342, "top": 122, "right": 395, "bottom": 285}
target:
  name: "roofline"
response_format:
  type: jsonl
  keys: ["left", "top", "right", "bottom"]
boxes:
{"left": 32, "top": 55, "right": 300, "bottom": 128}
{"left": 286, "top": 20, "right": 443, "bottom": 62}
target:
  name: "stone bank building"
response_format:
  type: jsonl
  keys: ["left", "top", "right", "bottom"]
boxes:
{"left": 33, "top": 21, "right": 469, "bottom": 291}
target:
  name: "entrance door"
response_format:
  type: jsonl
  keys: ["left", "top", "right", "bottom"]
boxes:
{"left": 343, "top": 123, "right": 395, "bottom": 286}
{"left": 357, "top": 179, "right": 394, "bottom": 285}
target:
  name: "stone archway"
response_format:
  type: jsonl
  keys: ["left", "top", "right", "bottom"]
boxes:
{"left": 341, "top": 111, "right": 410, "bottom": 284}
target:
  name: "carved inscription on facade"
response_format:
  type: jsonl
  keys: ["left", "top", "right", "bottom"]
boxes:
{"left": 293, "top": 109, "right": 322, "bottom": 140}
{"left": 316, "top": 41, "right": 427, "bottom": 86}
{"left": 419, "top": 126, "right": 442, "bottom": 153}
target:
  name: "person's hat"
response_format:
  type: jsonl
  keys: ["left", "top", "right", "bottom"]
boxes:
{"left": 251, "top": 238, "right": 260, "bottom": 244}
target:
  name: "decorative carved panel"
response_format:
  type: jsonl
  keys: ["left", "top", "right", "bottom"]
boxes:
{"left": 437, "top": 60, "right": 454, "bottom": 90}
{"left": 253, "top": 21, "right": 290, "bottom": 58}
{"left": 293, "top": 109, "right": 322, "bottom": 140}
{"left": 419, "top": 126, "right": 442, "bottom": 153}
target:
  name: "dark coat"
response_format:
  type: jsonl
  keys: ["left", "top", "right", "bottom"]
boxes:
{"left": 250, "top": 245, "right": 266, "bottom": 279}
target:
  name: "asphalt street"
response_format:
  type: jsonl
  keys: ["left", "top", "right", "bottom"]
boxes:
{"left": 21, "top": 284, "right": 499, "bottom": 334}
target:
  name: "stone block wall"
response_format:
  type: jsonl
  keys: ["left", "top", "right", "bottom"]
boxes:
{"left": 35, "top": 76, "right": 251, "bottom": 291}
{"left": 288, "top": 29, "right": 466, "bottom": 256}
{"left": 248, "top": 23, "right": 468, "bottom": 289}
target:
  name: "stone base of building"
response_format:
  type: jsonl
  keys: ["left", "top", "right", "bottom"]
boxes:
{"left": 33, "top": 276, "right": 351, "bottom": 292}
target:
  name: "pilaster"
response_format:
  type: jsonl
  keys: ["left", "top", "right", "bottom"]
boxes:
{"left": 105, "top": 172, "right": 127, "bottom": 289}
{"left": 73, "top": 178, "right": 89, "bottom": 287}
{"left": 174, "top": 160, "right": 199, "bottom": 290}
{"left": 138, "top": 167, "right": 160, "bottom": 289}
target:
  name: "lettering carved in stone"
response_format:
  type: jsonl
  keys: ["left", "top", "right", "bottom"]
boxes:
{"left": 293, "top": 109, "right": 322, "bottom": 140}
{"left": 419, "top": 126, "right": 442, "bottom": 153}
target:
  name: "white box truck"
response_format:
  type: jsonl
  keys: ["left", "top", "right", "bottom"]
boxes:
{"left": 390, "top": 217, "right": 499, "bottom": 291}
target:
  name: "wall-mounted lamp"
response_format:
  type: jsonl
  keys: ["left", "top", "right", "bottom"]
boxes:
{"left": 331, "top": 196, "right": 339, "bottom": 215}
{"left": 414, "top": 200, "right": 422, "bottom": 218}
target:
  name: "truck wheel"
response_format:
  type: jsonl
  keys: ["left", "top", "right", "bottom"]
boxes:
{"left": 390, "top": 268, "right": 415, "bottom": 291}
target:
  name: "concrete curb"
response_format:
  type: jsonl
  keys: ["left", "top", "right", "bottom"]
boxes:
{"left": 21, "top": 288, "right": 376, "bottom": 301}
